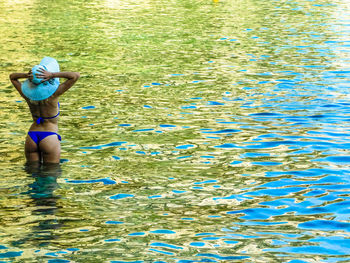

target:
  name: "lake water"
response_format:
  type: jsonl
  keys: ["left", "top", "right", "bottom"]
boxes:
{"left": 0, "top": 0, "right": 349, "bottom": 262}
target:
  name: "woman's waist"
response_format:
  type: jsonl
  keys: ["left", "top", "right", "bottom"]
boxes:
{"left": 29, "top": 122, "right": 59, "bottom": 132}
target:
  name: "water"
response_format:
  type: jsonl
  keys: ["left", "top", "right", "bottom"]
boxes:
{"left": 0, "top": 0, "right": 349, "bottom": 262}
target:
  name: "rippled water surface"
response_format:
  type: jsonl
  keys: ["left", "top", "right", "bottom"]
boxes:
{"left": 1, "top": 0, "right": 350, "bottom": 262}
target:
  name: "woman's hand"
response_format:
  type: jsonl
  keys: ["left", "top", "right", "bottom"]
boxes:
{"left": 36, "top": 68, "right": 54, "bottom": 82}
{"left": 27, "top": 69, "right": 33, "bottom": 81}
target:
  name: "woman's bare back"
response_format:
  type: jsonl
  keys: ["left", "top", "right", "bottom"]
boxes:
{"left": 27, "top": 97, "right": 60, "bottom": 132}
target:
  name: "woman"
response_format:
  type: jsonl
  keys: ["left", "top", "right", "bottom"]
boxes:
{"left": 10, "top": 57, "right": 80, "bottom": 164}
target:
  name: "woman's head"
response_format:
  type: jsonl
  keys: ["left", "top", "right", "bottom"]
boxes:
{"left": 30, "top": 65, "right": 46, "bottom": 85}
{"left": 21, "top": 57, "right": 60, "bottom": 101}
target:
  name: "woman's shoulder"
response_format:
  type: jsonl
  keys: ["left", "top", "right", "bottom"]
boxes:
{"left": 27, "top": 97, "right": 59, "bottom": 108}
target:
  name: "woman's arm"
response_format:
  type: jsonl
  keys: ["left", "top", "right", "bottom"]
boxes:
{"left": 37, "top": 69, "right": 80, "bottom": 97}
{"left": 9, "top": 72, "right": 30, "bottom": 97}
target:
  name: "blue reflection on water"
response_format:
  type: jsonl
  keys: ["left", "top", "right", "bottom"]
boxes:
{"left": 150, "top": 242, "right": 183, "bottom": 250}
{"left": 299, "top": 220, "right": 350, "bottom": 232}
{"left": 66, "top": 178, "right": 116, "bottom": 185}
{"left": 150, "top": 229, "right": 176, "bottom": 234}
{"left": 0, "top": 251, "right": 23, "bottom": 259}
{"left": 110, "top": 194, "right": 134, "bottom": 200}
{"left": 80, "top": 141, "right": 127, "bottom": 150}
{"left": 47, "top": 260, "right": 70, "bottom": 263}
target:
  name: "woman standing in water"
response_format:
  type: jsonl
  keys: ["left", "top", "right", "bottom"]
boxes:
{"left": 10, "top": 57, "right": 80, "bottom": 164}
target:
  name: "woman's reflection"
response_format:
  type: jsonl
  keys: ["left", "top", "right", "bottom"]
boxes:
{"left": 14, "top": 162, "right": 62, "bottom": 247}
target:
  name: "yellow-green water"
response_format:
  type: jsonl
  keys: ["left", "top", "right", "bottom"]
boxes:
{"left": 0, "top": 0, "right": 350, "bottom": 262}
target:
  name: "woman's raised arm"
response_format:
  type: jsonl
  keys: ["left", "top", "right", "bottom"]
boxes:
{"left": 9, "top": 72, "right": 30, "bottom": 98}
{"left": 36, "top": 69, "right": 80, "bottom": 97}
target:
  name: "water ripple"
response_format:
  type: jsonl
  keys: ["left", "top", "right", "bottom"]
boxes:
{"left": 1, "top": 0, "right": 350, "bottom": 262}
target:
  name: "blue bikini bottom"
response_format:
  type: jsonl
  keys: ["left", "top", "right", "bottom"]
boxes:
{"left": 28, "top": 131, "right": 61, "bottom": 146}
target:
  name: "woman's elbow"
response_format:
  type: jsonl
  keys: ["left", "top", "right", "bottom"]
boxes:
{"left": 74, "top": 72, "right": 80, "bottom": 80}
